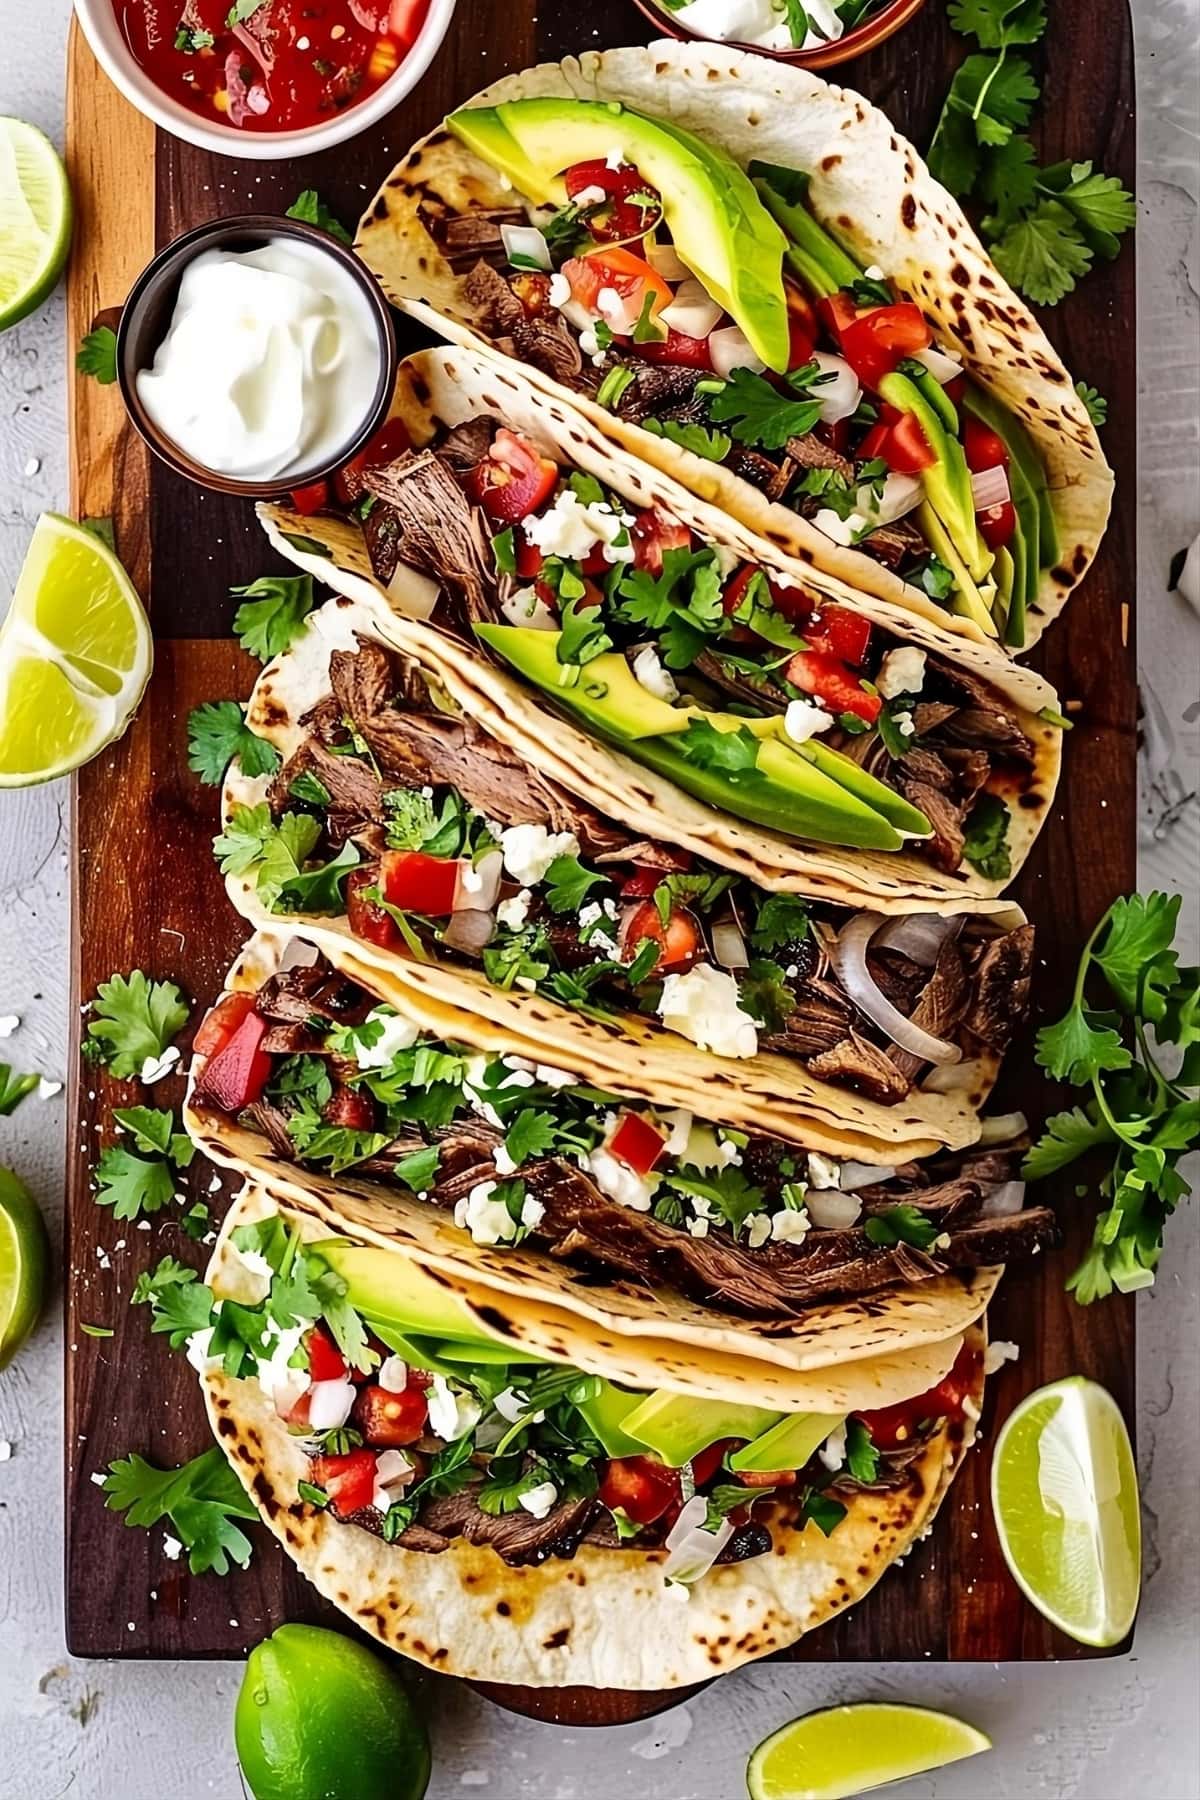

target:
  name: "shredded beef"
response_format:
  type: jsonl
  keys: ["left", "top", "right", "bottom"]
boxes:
{"left": 438, "top": 416, "right": 503, "bottom": 475}
{"left": 260, "top": 1022, "right": 326, "bottom": 1057}
{"left": 463, "top": 261, "right": 583, "bottom": 385}
{"left": 691, "top": 649, "right": 787, "bottom": 714}
{"left": 610, "top": 361, "right": 706, "bottom": 424}
{"left": 898, "top": 745, "right": 957, "bottom": 792}
{"left": 927, "top": 657, "right": 1034, "bottom": 763}
{"left": 912, "top": 701, "right": 958, "bottom": 737}
{"left": 862, "top": 515, "right": 926, "bottom": 568}
{"left": 419, "top": 1487, "right": 597, "bottom": 1566}
{"left": 362, "top": 450, "right": 497, "bottom": 634}
{"left": 239, "top": 1100, "right": 296, "bottom": 1161}
{"left": 887, "top": 938, "right": 970, "bottom": 1083}
{"left": 899, "top": 778, "right": 966, "bottom": 872}
{"left": 962, "top": 925, "right": 1035, "bottom": 1049}
{"left": 256, "top": 967, "right": 370, "bottom": 1027}
{"left": 728, "top": 446, "right": 785, "bottom": 492}
{"left": 362, "top": 503, "right": 403, "bottom": 586}
{"left": 804, "top": 1031, "right": 915, "bottom": 1104}
{"left": 267, "top": 737, "right": 384, "bottom": 841}
{"left": 431, "top": 209, "right": 527, "bottom": 273}
{"left": 759, "top": 979, "right": 856, "bottom": 1058}
{"left": 328, "top": 638, "right": 400, "bottom": 722}
{"left": 786, "top": 433, "right": 854, "bottom": 481}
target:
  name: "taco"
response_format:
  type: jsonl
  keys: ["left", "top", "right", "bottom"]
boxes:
{"left": 200, "top": 1181, "right": 988, "bottom": 1686}
{"left": 184, "top": 926, "right": 1054, "bottom": 1367}
{"left": 260, "top": 349, "right": 1064, "bottom": 900}
{"left": 217, "top": 599, "right": 1042, "bottom": 1152}
{"left": 348, "top": 42, "right": 1112, "bottom": 652}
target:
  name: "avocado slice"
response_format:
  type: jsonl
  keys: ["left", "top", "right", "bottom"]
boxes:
{"left": 997, "top": 452, "right": 1041, "bottom": 649}
{"left": 577, "top": 1383, "right": 649, "bottom": 1459}
{"left": 728, "top": 1410, "right": 843, "bottom": 1475}
{"left": 749, "top": 164, "right": 861, "bottom": 300}
{"left": 992, "top": 542, "right": 1016, "bottom": 639}
{"left": 917, "top": 503, "right": 999, "bottom": 638}
{"left": 447, "top": 98, "right": 790, "bottom": 370}
{"left": 878, "top": 371, "right": 987, "bottom": 582}
{"left": 772, "top": 735, "right": 932, "bottom": 838}
{"left": 317, "top": 1241, "right": 504, "bottom": 1346}
{"left": 963, "top": 385, "right": 1058, "bottom": 569}
{"left": 905, "top": 361, "right": 960, "bottom": 436}
{"left": 620, "top": 1390, "right": 782, "bottom": 1467}
{"left": 475, "top": 634, "right": 693, "bottom": 741}
{"left": 371, "top": 1323, "right": 517, "bottom": 1381}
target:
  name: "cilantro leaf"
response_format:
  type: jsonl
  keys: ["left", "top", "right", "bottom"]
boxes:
{"left": 113, "top": 1104, "right": 195, "bottom": 1167}
{"left": 232, "top": 574, "right": 317, "bottom": 662}
{"left": 84, "top": 971, "right": 190, "bottom": 1079}
{"left": 947, "top": 0, "right": 1046, "bottom": 48}
{"left": 131, "top": 1256, "right": 215, "bottom": 1346}
{"left": 102, "top": 1447, "right": 257, "bottom": 1577}
{"left": 976, "top": 134, "right": 1041, "bottom": 229}
{"left": 93, "top": 1145, "right": 178, "bottom": 1221}
{"left": 0, "top": 1065, "right": 40, "bottom": 1116}
{"left": 76, "top": 326, "right": 117, "bottom": 384}
{"left": 187, "top": 701, "right": 280, "bottom": 786}
{"left": 844, "top": 1417, "right": 880, "bottom": 1484}
{"left": 750, "top": 893, "right": 811, "bottom": 954}
{"left": 704, "top": 364, "right": 826, "bottom": 451}
{"left": 504, "top": 1108, "right": 560, "bottom": 1166}
{"left": 392, "top": 1144, "right": 441, "bottom": 1193}
{"left": 226, "top": 0, "right": 269, "bottom": 23}
{"left": 801, "top": 1489, "right": 847, "bottom": 1536}
{"left": 213, "top": 804, "right": 322, "bottom": 907}
{"left": 1022, "top": 1104, "right": 1114, "bottom": 1179}
{"left": 990, "top": 200, "right": 1092, "bottom": 305}
{"left": 962, "top": 793, "right": 1012, "bottom": 882}
{"left": 1091, "top": 891, "right": 1181, "bottom": 1020}
{"left": 677, "top": 719, "right": 765, "bottom": 787}
{"left": 666, "top": 1164, "right": 767, "bottom": 1236}
{"left": 1035, "top": 1006, "right": 1132, "bottom": 1087}
{"left": 642, "top": 418, "right": 733, "bottom": 462}
{"left": 1038, "top": 160, "right": 1135, "bottom": 258}
{"left": 863, "top": 1204, "right": 941, "bottom": 1250}
{"left": 274, "top": 839, "right": 360, "bottom": 915}
{"left": 1075, "top": 381, "right": 1107, "bottom": 427}
{"left": 557, "top": 596, "right": 613, "bottom": 667}
{"left": 175, "top": 24, "right": 215, "bottom": 50}
{"left": 285, "top": 189, "right": 352, "bottom": 245}
{"left": 542, "top": 854, "right": 607, "bottom": 916}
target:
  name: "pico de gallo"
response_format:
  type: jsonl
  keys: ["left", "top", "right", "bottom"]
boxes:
{"left": 117, "top": 0, "right": 431, "bottom": 132}
{"left": 188, "top": 946, "right": 1056, "bottom": 1314}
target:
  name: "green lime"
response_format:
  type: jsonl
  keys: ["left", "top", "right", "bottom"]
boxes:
{"left": 747, "top": 1704, "right": 991, "bottom": 1800}
{"left": 0, "top": 513, "right": 151, "bottom": 787}
{"left": 236, "top": 1624, "right": 431, "bottom": 1800}
{"left": 991, "top": 1375, "right": 1140, "bottom": 1648}
{"left": 0, "top": 1168, "right": 50, "bottom": 1370}
{"left": 0, "top": 118, "right": 73, "bottom": 331}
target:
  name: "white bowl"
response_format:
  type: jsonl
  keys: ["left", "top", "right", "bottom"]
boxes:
{"left": 73, "top": 0, "right": 457, "bottom": 161}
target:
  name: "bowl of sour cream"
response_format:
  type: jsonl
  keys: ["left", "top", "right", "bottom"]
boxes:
{"left": 116, "top": 215, "right": 397, "bottom": 498}
{"left": 635, "top": 0, "right": 926, "bottom": 66}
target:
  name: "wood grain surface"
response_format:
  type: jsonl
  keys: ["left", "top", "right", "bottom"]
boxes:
{"left": 64, "top": 0, "right": 1137, "bottom": 1713}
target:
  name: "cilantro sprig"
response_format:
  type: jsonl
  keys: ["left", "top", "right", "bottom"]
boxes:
{"left": 76, "top": 326, "right": 118, "bottom": 385}
{"left": 285, "top": 189, "right": 352, "bottom": 245}
{"left": 1024, "top": 892, "right": 1198, "bottom": 1303}
{"left": 83, "top": 971, "right": 190, "bottom": 1080}
{"left": 187, "top": 700, "right": 280, "bottom": 786}
{"left": 94, "top": 1106, "right": 196, "bottom": 1222}
{"left": 101, "top": 1447, "right": 257, "bottom": 1577}
{"left": 232, "top": 574, "right": 318, "bottom": 662}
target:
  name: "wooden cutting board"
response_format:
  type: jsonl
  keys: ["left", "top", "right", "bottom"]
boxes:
{"left": 63, "top": 0, "right": 1138, "bottom": 1721}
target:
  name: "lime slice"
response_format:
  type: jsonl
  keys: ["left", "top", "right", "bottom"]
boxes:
{"left": 747, "top": 1704, "right": 990, "bottom": 1800}
{"left": 0, "top": 513, "right": 151, "bottom": 786}
{"left": 0, "top": 118, "right": 73, "bottom": 331}
{"left": 992, "top": 1376, "right": 1140, "bottom": 1648}
{"left": 0, "top": 1168, "right": 49, "bottom": 1370}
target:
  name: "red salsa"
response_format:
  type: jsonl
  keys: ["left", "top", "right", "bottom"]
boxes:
{"left": 116, "top": 0, "right": 431, "bottom": 132}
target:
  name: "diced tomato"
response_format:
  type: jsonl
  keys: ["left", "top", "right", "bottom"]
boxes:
{"left": 306, "top": 1323, "right": 349, "bottom": 1383}
{"left": 619, "top": 867, "right": 664, "bottom": 898}
{"left": 333, "top": 417, "right": 412, "bottom": 506}
{"left": 310, "top": 1448, "right": 378, "bottom": 1520}
{"left": 195, "top": 1008, "right": 272, "bottom": 1112}
{"left": 607, "top": 1110, "right": 668, "bottom": 1177}
{"left": 802, "top": 604, "right": 873, "bottom": 667}
{"left": 353, "top": 1382, "right": 429, "bottom": 1447}
{"left": 631, "top": 506, "right": 693, "bottom": 574}
{"left": 785, "top": 650, "right": 881, "bottom": 723}
{"left": 855, "top": 1340, "right": 981, "bottom": 1450}
{"left": 817, "top": 291, "right": 859, "bottom": 337}
{"left": 619, "top": 899, "right": 702, "bottom": 974}
{"left": 784, "top": 278, "right": 818, "bottom": 369}
{"left": 193, "top": 991, "right": 257, "bottom": 1060}
{"left": 978, "top": 499, "right": 1017, "bottom": 550}
{"left": 465, "top": 428, "right": 559, "bottom": 524}
{"left": 944, "top": 375, "right": 967, "bottom": 408}
{"left": 689, "top": 1437, "right": 738, "bottom": 1487}
{"left": 323, "top": 1084, "right": 377, "bottom": 1132}
{"left": 562, "top": 248, "right": 672, "bottom": 335}
{"left": 631, "top": 327, "right": 714, "bottom": 370}
{"left": 289, "top": 479, "right": 330, "bottom": 515}
{"left": 737, "top": 1467, "right": 797, "bottom": 1487}
{"left": 720, "top": 563, "right": 763, "bottom": 619}
{"left": 511, "top": 270, "right": 551, "bottom": 316}
{"left": 346, "top": 866, "right": 399, "bottom": 951}
{"left": 837, "top": 302, "right": 932, "bottom": 391}
{"left": 513, "top": 528, "right": 544, "bottom": 579}
{"left": 963, "top": 415, "right": 1010, "bottom": 473}
{"left": 598, "top": 1455, "right": 681, "bottom": 1526}
{"left": 380, "top": 849, "right": 460, "bottom": 916}
{"left": 564, "top": 159, "right": 663, "bottom": 242}
{"left": 278, "top": 1386, "right": 312, "bottom": 1430}
{"left": 859, "top": 410, "right": 936, "bottom": 475}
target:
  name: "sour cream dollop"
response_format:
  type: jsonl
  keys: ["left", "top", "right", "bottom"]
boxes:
{"left": 136, "top": 238, "right": 382, "bottom": 481}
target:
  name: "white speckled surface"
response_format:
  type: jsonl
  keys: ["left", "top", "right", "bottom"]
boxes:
{"left": 1, "top": 3, "right": 1198, "bottom": 1795}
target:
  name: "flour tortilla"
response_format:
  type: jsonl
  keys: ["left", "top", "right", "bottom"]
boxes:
{"left": 350, "top": 41, "right": 1111, "bottom": 653}
{"left": 184, "top": 925, "right": 1001, "bottom": 1385}
{"left": 203, "top": 1186, "right": 985, "bottom": 1687}
{"left": 224, "top": 597, "right": 1034, "bottom": 1158}
{"left": 258, "top": 364, "right": 1063, "bottom": 908}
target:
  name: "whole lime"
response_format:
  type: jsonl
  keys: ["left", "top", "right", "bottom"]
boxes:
{"left": 0, "top": 1167, "right": 49, "bottom": 1370}
{"left": 235, "top": 1624, "right": 431, "bottom": 1800}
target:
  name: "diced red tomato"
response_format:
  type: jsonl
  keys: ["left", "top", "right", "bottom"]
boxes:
{"left": 619, "top": 867, "right": 664, "bottom": 898}
{"left": 511, "top": 270, "right": 551, "bottom": 316}
{"left": 978, "top": 500, "right": 1017, "bottom": 550}
{"left": 963, "top": 415, "right": 1010, "bottom": 473}
{"left": 278, "top": 1386, "right": 312, "bottom": 1430}
{"left": 855, "top": 1340, "right": 981, "bottom": 1449}
{"left": 288, "top": 479, "right": 330, "bottom": 515}
{"left": 562, "top": 248, "right": 672, "bottom": 335}
{"left": 816, "top": 291, "right": 859, "bottom": 337}
{"left": 689, "top": 1437, "right": 737, "bottom": 1487}
{"left": 195, "top": 1008, "right": 272, "bottom": 1112}
{"left": 306, "top": 1323, "right": 349, "bottom": 1383}
{"left": 380, "top": 849, "right": 460, "bottom": 916}
{"left": 836, "top": 302, "right": 932, "bottom": 391}
{"left": 322, "top": 1084, "right": 377, "bottom": 1133}
{"left": 944, "top": 375, "right": 967, "bottom": 408}
{"left": 802, "top": 604, "right": 873, "bottom": 667}
{"left": 564, "top": 159, "right": 663, "bottom": 242}
{"left": 193, "top": 991, "right": 257, "bottom": 1060}
{"left": 785, "top": 650, "right": 881, "bottom": 723}
{"left": 346, "top": 866, "right": 399, "bottom": 951}
{"left": 607, "top": 1110, "right": 668, "bottom": 1176}
{"left": 619, "top": 899, "right": 702, "bottom": 974}
{"left": 513, "top": 529, "right": 544, "bottom": 579}
{"left": 598, "top": 1455, "right": 681, "bottom": 1526}
{"left": 631, "top": 506, "right": 693, "bottom": 574}
{"left": 631, "top": 327, "right": 714, "bottom": 370}
{"left": 465, "top": 428, "right": 559, "bottom": 524}
{"left": 784, "top": 278, "right": 818, "bottom": 369}
{"left": 353, "top": 1382, "right": 429, "bottom": 1447}
{"left": 721, "top": 563, "right": 763, "bottom": 620}
{"left": 333, "top": 417, "right": 412, "bottom": 506}
{"left": 859, "top": 410, "right": 936, "bottom": 475}
{"left": 310, "top": 1448, "right": 378, "bottom": 1519}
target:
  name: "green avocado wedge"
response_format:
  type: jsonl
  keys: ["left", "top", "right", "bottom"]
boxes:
{"left": 793, "top": 739, "right": 933, "bottom": 838}
{"left": 447, "top": 97, "right": 790, "bottom": 370}
{"left": 964, "top": 385, "right": 1059, "bottom": 571}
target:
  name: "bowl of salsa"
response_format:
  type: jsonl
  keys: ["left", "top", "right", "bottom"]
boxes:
{"left": 74, "top": 0, "right": 457, "bottom": 158}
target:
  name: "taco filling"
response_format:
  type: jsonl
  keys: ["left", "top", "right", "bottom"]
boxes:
{"left": 189, "top": 946, "right": 1056, "bottom": 1317}
{"left": 188, "top": 1203, "right": 986, "bottom": 1573}
{"left": 218, "top": 634, "right": 1035, "bottom": 1102}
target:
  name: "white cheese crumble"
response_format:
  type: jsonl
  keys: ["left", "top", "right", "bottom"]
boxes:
{"left": 813, "top": 508, "right": 868, "bottom": 546}
{"left": 656, "top": 965, "right": 759, "bottom": 1060}
{"left": 818, "top": 1421, "right": 847, "bottom": 1473}
{"left": 745, "top": 1212, "right": 772, "bottom": 1249}
{"left": 377, "top": 1355, "right": 408, "bottom": 1393}
{"left": 806, "top": 1152, "right": 842, "bottom": 1190}
{"left": 37, "top": 1077, "right": 63, "bottom": 1100}
{"left": 140, "top": 1045, "right": 180, "bottom": 1084}
{"left": 784, "top": 697, "right": 835, "bottom": 745}
{"left": 492, "top": 1144, "right": 519, "bottom": 1177}
{"left": 534, "top": 1063, "right": 577, "bottom": 1088}
{"left": 454, "top": 1180, "right": 518, "bottom": 1245}
{"left": 983, "top": 1339, "right": 1021, "bottom": 1375}
{"left": 497, "top": 889, "right": 532, "bottom": 932}
{"left": 518, "top": 1480, "right": 559, "bottom": 1519}
{"left": 162, "top": 1534, "right": 183, "bottom": 1562}
{"left": 521, "top": 489, "right": 633, "bottom": 565}
{"left": 876, "top": 646, "right": 927, "bottom": 699}
{"left": 585, "top": 1141, "right": 658, "bottom": 1212}
{"left": 500, "top": 584, "right": 557, "bottom": 630}
{"left": 307, "top": 1378, "right": 356, "bottom": 1431}
{"left": 771, "top": 1206, "right": 812, "bottom": 1243}
{"left": 500, "top": 823, "right": 579, "bottom": 887}
{"left": 632, "top": 643, "right": 679, "bottom": 702}
{"left": 548, "top": 271, "right": 571, "bottom": 308}
{"left": 427, "top": 1375, "right": 482, "bottom": 1442}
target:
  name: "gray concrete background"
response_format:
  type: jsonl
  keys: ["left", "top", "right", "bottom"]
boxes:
{"left": 1, "top": 2, "right": 1198, "bottom": 1795}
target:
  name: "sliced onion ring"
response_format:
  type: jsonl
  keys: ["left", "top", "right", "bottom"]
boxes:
{"left": 454, "top": 849, "right": 502, "bottom": 913}
{"left": 872, "top": 913, "right": 962, "bottom": 968}
{"left": 663, "top": 1494, "right": 734, "bottom": 1585}
{"left": 970, "top": 463, "right": 1011, "bottom": 512}
{"left": 830, "top": 914, "right": 961, "bottom": 1066}
{"left": 711, "top": 917, "right": 750, "bottom": 971}
{"left": 805, "top": 1188, "right": 864, "bottom": 1230}
{"left": 978, "top": 1111, "right": 1028, "bottom": 1146}
{"left": 834, "top": 1161, "right": 898, "bottom": 1192}
{"left": 979, "top": 1180, "right": 1026, "bottom": 1218}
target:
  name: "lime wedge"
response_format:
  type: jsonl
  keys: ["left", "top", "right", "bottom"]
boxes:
{"left": 0, "top": 118, "right": 73, "bottom": 331}
{"left": 747, "top": 1704, "right": 990, "bottom": 1800}
{"left": 991, "top": 1376, "right": 1140, "bottom": 1648}
{"left": 0, "top": 1168, "right": 49, "bottom": 1370}
{"left": 0, "top": 513, "right": 151, "bottom": 786}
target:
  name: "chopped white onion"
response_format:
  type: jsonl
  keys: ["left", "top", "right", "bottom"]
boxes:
{"left": 278, "top": 939, "right": 320, "bottom": 971}
{"left": 659, "top": 279, "right": 723, "bottom": 341}
{"left": 307, "top": 1378, "right": 356, "bottom": 1431}
{"left": 805, "top": 1188, "right": 864, "bottom": 1229}
{"left": 860, "top": 472, "right": 924, "bottom": 527}
{"left": 810, "top": 351, "right": 862, "bottom": 424}
{"left": 663, "top": 1493, "right": 734, "bottom": 1585}
{"left": 829, "top": 914, "right": 962, "bottom": 1066}
{"left": 711, "top": 918, "right": 750, "bottom": 971}
{"left": 978, "top": 1180, "right": 1026, "bottom": 1218}
{"left": 708, "top": 326, "right": 765, "bottom": 378}
{"left": 834, "top": 1161, "right": 898, "bottom": 1192}
{"left": 970, "top": 464, "right": 1011, "bottom": 513}
{"left": 500, "top": 223, "right": 551, "bottom": 271}
{"left": 386, "top": 564, "right": 441, "bottom": 622}
{"left": 442, "top": 907, "right": 495, "bottom": 954}
{"left": 872, "top": 913, "right": 961, "bottom": 968}
{"left": 454, "top": 849, "right": 503, "bottom": 913}
{"left": 978, "top": 1111, "right": 1028, "bottom": 1146}
{"left": 646, "top": 240, "right": 690, "bottom": 282}
{"left": 922, "top": 1056, "right": 986, "bottom": 1094}
{"left": 913, "top": 344, "right": 963, "bottom": 384}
